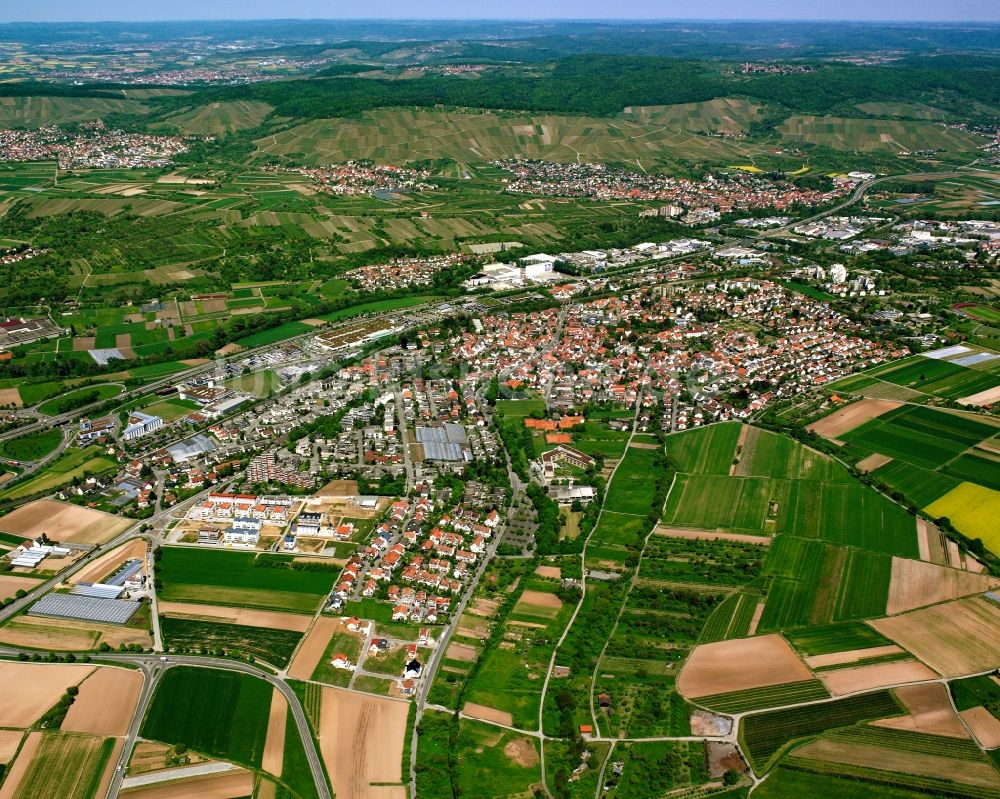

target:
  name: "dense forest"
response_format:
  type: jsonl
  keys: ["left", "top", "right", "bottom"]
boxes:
{"left": 144, "top": 56, "right": 1000, "bottom": 123}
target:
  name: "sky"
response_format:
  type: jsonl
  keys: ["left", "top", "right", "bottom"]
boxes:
{"left": 3, "top": 1, "right": 1000, "bottom": 23}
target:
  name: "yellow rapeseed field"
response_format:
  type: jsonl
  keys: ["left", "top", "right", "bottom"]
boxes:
{"left": 927, "top": 482, "right": 1000, "bottom": 555}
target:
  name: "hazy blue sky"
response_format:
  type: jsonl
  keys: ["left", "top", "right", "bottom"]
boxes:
{"left": 3, "top": 1, "right": 1000, "bottom": 23}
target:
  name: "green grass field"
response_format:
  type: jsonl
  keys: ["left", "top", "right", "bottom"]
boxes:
{"left": 779, "top": 115, "right": 985, "bottom": 153}
{"left": 602, "top": 447, "right": 664, "bottom": 515}
{"left": 785, "top": 621, "right": 893, "bottom": 657}
{"left": 759, "top": 537, "right": 892, "bottom": 630}
{"left": 666, "top": 422, "right": 740, "bottom": 475}
{"left": 160, "top": 100, "right": 274, "bottom": 135}
{"left": 451, "top": 719, "right": 541, "bottom": 798}
{"left": 0, "top": 428, "right": 62, "bottom": 461}
{"left": 0, "top": 446, "right": 117, "bottom": 501}
{"left": 494, "top": 399, "right": 545, "bottom": 418}
{"left": 36, "top": 384, "right": 123, "bottom": 415}
{"left": 255, "top": 107, "right": 775, "bottom": 166}
{"left": 141, "top": 666, "right": 272, "bottom": 767}
{"left": 157, "top": 548, "right": 335, "bottom": 613}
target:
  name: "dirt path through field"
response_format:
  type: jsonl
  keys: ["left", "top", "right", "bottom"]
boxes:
{"left": 746, "top": 601, "right": 765, "bottom": 636}
{"left": 261, "top": 688, "right": 287, "bottom": 778}
{"left": 654, "top": 526, "right": 772, "bottom": 546}
{"left": 730, "top": 425, "right": 751, "bottom": 476}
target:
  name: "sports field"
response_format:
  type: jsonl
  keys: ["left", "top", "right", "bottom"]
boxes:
{"left": 141, "top": 666, "right": 272, "bottom": 767}
{"left": 157, "top": 548, "right": 336, "bottom": 613}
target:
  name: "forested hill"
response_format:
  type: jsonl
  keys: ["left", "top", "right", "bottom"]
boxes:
{"left": 155, "top": 56, "right": 1000, "bottom": 122}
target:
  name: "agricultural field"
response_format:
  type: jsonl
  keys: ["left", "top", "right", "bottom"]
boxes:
{"left": 606, "top": 740, "right": 708, "bottom": 799}
{"left": 778, "top": 115, "right": 985, "bottom": 153}
{"left": 758, "top": 537, "right": 892, "bottom": 630}
{"left": 255, "top": 107, "right": 776, "bottom": 166}
{"left": 159, "top": 616, "right": 305, "bottom": 667}
{"left": 927, "top": 482, "right": 1000, "bottom": 552}
{"left": 156, "top": 548, "right": 336, "bottom": 613}
{"left": 451, "top": 719, "right": 541, "bottom": 799}
{"left": 0, "top": 498, "right": 132, "bottom": 544}
{"left": 462, "top": 580, "right": 574, "bottom": 730}
{"left": 740, "top": 690, "right": 904, "bottom": 770}
{"left": 666, "top": 422, "right": 741, "bottom": 475}
{"left": 159, "top": 100, "right": 275, "bottom": 135}
{"left": 0, "top": 731, "right": 115, "bottom": 799}
{"left": 141, "top": 666, "right": 273, "bottom": 768}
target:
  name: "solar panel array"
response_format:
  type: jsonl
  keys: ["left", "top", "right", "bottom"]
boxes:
{"left": 30, "top": 593, "right": 140, "bottom": 624}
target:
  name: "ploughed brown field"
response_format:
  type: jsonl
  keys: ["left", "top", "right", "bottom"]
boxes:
{"left": 61, "top": 666, "right": 144, "bottom": 736}
{"left": 0, "top": 662, "right": 94, "bottom": 727}
{"left": 0, "top": 499, "right": 132, "bottom": 545}
{"left": 868, "top": 596, "right": 1000, "bottom": 677}
{"left": 677, "top": 634, "right": 812, "bottom": 698}
{"left": 317, "top": 686, "right": 409, "bottom": 799}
